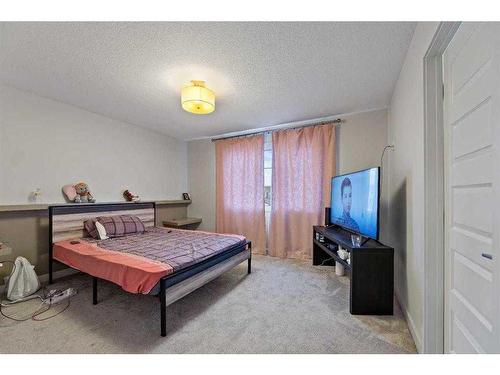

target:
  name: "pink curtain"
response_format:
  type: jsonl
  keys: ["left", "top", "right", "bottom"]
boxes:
{"left": 269, "top": 124, "right": 335, "bottom": 259}
{"left": 215, "top": 134, "right": 266, "bottom": 254}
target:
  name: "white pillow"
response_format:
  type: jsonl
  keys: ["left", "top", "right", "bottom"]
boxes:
{"left": 95, "top": 221, "right": 109, "bottom": 240}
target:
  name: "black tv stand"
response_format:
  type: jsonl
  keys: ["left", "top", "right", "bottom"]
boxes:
{"left": 313, "top": 225, "right": 394, "bottom": 315}
{"left": 360, "top": 237, "right": 371, "bottom": 246}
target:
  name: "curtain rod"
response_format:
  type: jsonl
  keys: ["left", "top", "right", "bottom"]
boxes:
{"left": 211, "top": 117, "right": 343, "bottom": 142}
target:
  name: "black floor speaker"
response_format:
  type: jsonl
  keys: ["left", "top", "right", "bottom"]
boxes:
{"left": 325, "top": 207, "right": 331, "bottom": 226}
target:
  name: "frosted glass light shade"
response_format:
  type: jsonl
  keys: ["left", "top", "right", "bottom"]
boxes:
{"left": 181, "top": 80, "right": 215, "bottom": 114}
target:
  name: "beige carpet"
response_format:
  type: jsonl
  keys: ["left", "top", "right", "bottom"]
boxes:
{"left": 0, "top": 255, "right": 416, "bottom": 354}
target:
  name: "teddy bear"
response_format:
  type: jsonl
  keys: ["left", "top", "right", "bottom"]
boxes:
{"left": 72, "top": 182, "right": 96, "bottom": 203}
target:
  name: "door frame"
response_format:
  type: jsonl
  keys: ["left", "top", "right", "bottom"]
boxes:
{"left": 422, "top": 22, "right": 461, "bottom": 354}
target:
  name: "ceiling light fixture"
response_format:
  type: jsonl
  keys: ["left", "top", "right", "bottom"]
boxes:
{"left": 181, "top": 80, "right": 215, "bottom": 114}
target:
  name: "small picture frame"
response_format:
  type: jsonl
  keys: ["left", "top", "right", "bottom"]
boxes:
{"left": 182, "top": 193, "right": 191, "bottom": 200}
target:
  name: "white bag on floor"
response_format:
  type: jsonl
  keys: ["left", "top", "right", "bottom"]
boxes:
{"left": 6, "top": 256, "right": 40, "bottom": 301}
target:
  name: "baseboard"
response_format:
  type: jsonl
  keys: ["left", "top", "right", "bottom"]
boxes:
{"left": 0, "top": 267, "right": 80, "bottom": 294}
{"left": 395, "top": 293, "right": 422, "bottom": 353}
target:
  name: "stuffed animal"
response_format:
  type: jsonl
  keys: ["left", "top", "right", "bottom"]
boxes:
{"left": 74, "top": 182, "right": 96, "bottom": 203}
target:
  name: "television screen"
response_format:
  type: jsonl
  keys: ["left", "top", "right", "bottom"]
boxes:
{"left": 330, "top": 167, "right": 379, "bottom": 239}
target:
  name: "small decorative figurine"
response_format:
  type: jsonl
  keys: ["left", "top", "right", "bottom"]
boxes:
{"left": 29, "top": 188, "right": 42, "bottom": 203}
{"left": 123, "top": 189, "right": 140, "bottom": 202}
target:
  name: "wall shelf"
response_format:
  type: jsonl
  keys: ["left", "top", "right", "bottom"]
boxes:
{"left": 163, "top": 217, "right": 202, "bottom": 228}
{"left": 155, "top": 200, "right": 192, "bottom": 206}
{"left": 0, "top": 204, "right": 49, "bottom": 212}
{"left": 0, "top": 199, "right": 192, "bottom": 213}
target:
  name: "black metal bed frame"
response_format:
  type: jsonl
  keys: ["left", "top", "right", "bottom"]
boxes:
{"left": 48, "top": 202, "right": 252, "bottom": 337}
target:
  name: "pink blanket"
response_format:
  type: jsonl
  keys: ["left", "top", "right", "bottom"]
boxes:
{"left": 53, "top": 227, "right": 247, "bottom": 294}
{"left": 54, "top": 240, "right": 173, "bottom": 294}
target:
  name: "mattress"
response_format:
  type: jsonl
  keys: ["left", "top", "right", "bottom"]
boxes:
{"left": 53, "top": 227, "right": 246, "bottom": 294}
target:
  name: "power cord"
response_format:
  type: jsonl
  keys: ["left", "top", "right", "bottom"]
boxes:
{"left": 0, "top": 260, "right": 72, "bottom": 322}
{"left": 380, "top": 145, "right": 395, "bottom": 166}
{"left": 319, "top": 256, "right": 336, "bottom": 266}
{"left": 380, "top": 144, "right": 395, "bottom": 197}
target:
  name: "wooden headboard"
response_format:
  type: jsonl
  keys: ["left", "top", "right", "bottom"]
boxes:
{"left": 49, "top": 202, "right": 155, "bottom": 243}
{"left": 48, "top": 201, "right": 155, "bottom": 284}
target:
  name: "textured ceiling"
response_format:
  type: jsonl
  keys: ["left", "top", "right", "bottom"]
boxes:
{"left": 0, "top": 22, "right": 415, "bottom": 140}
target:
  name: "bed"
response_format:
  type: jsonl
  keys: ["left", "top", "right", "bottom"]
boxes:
{"left": 48, "top": 202, "right": 251, "bottom": 336}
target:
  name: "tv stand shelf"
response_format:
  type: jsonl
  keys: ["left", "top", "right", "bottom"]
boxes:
{"left": 313, "top": 225, "right": 394, "bottom": 315}
{"left": 313, "top": 238, "right": 351, "bottom": 270}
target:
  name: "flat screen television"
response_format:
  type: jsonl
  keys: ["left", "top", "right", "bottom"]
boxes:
{"left": 330, "top": 167, "right": 380, "bottom": 239}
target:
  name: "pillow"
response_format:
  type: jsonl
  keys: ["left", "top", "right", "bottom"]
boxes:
{"left": 95, "top": 221, "right": 109, "bottom": 240}
{"left": 96, "top": 215, "right": 146, "bottom": 237}
{"left": 84, "top": 219, "right": 99, "bottom": 239}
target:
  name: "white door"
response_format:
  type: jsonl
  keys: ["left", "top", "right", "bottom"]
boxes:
{"left": 443, "top": 22, "right": 500, "bottom": 353}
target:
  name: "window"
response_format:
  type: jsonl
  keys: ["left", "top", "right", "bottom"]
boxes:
{"left": 263, "top": 132, "right": 272, "bottom": 251}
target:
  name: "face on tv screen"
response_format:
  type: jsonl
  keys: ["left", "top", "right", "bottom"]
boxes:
{"left": 330, "top": 167, "right": 379, "bottom": 239}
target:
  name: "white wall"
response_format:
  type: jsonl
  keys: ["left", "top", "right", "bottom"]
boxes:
{"left": 0, "top": 85, "right": 188, "bottom": 204}
{"left": 188, "top": 109, "right": 389, "bottom": 232}
{"left": 337, "top": 109, "right": 388, "bottom": 174}
{"left": 187, "top": 138, "right": 216, "bottom": 231}
{"left": 386, "top": 22, "right": 440, "bottom": 353}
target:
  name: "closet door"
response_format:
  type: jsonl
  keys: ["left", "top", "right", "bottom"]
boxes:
{"left": 443, "top": 22, "right": 500, "bottom": 353}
